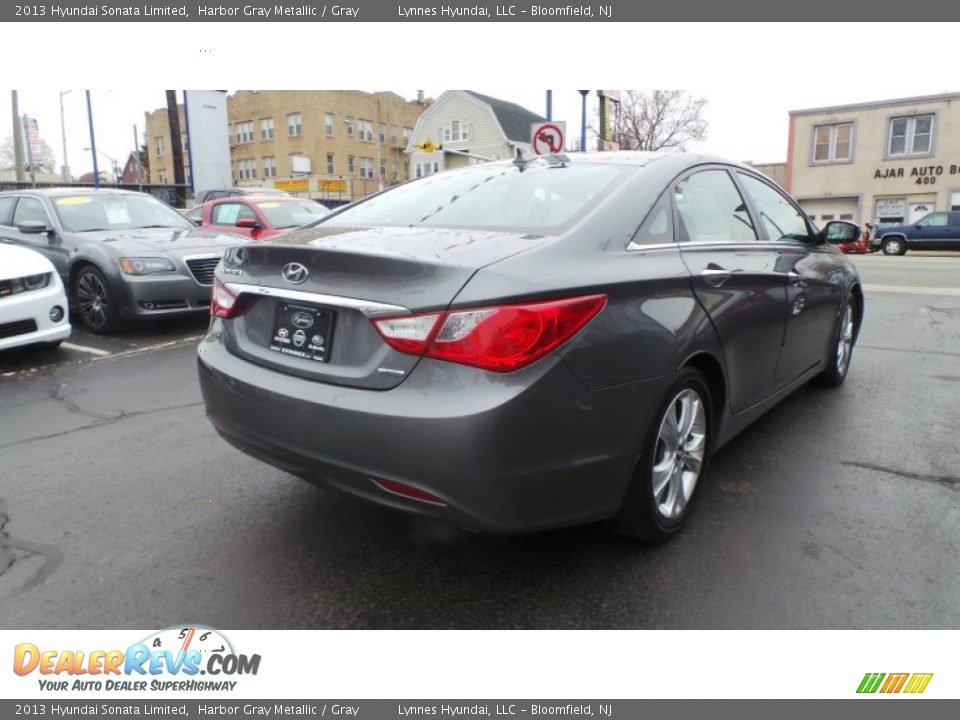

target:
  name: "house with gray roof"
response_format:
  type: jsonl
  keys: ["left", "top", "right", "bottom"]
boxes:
{"left": 404, "top": 90, "right": 545, "bottom": 178}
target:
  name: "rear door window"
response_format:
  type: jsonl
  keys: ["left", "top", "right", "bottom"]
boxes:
{"left": 674, "top": 170, "right": 756, "bottom": 243}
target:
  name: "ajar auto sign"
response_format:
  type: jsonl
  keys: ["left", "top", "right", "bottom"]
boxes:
{"left": 875, "top": 162, "right": 960, "bottom": 186}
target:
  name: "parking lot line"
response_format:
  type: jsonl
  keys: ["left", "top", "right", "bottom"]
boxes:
{"left": 61, "top": 342, "right": 112, "bottom": 356}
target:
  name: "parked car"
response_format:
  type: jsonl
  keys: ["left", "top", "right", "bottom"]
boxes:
{"left": 191, "top": 195, "right": 332, "bottom": 241}
{"left": 0, "top": 244, "right": 71, "bottom": 351}
{"left": 198, "top": 152, "right": 863, "bottom": 540}
{"left": 838, "top": 229, "right": 869, "bottom": 254}
{"left": 193, "top": 187, "right": 290, "bottom": 205}
{"left": 872, "top": 211, "right": 960, "bottom": 255}
{"left": 0, "top": 189, "right": 247, "bottom": 334}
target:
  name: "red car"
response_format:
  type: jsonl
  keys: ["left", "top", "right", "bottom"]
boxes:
{"left": 838, "top": 230, "right": 870, "bottom": 254}
{"left": 189, "top": 195, "right": 331, "bottom": 241}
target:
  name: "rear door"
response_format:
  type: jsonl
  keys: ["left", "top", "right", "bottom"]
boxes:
{"left": 673, "top": 167, "right": 789, "bottom": 413}
{"left": 734, "top": 171, "right": 843, "bottom": 387}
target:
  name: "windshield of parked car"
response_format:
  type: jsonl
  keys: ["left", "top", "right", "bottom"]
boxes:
{"left": 53, "top": 194, "right": 192, "bottom": 232}
{"left": 256, "top": 200, "right": 330, "bottom": 229}
{"left": 323, "top": 162, "right": 624, "bottom": 234}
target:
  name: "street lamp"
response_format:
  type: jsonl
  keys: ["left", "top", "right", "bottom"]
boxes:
{"left": 59, "top": 90, "right": 72, "bottom": 182}
{"left": 578, "top": 90, "right": 589, "bottom": 152}
{"left": 84, "top": 147, "right": 120, "bottom": 184}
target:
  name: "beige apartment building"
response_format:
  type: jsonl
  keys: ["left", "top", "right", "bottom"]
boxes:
{"left": 145, "top": 90, "right": 425, "bottom": 202}
{"left": 786, "top": 92, "right": 960, "bottom": 227}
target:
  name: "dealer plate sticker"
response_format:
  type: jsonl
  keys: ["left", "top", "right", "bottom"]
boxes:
{"left": 269, "top": 302, "right": 333, "bottom": 362}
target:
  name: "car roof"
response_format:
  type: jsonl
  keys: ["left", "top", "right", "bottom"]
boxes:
{"left": 0, "top": 187, "right": 145, "bottom": 198}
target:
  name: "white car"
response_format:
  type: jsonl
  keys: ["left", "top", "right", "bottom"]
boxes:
{"left": 0, "top": 244, "right": 71, "bottom": 351}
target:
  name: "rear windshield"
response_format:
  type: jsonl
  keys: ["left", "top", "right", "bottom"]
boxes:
{"left": 324, "top": 162, "right": 624, "bottom": 234}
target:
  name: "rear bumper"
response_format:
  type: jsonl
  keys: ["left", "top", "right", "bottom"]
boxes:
{"left": 197, "top": 326, "right": 669, "bottom": 532}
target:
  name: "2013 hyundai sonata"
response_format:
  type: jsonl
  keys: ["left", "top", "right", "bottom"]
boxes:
{"left": 198, "top": 152, "right": 863, "bottom": 540}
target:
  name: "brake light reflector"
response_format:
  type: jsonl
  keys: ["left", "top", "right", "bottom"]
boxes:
{"left": 211, "top": 279, "right": 240, "bottom": 318}
{"left": 373, "top": 294, "right": 606, "bottom": 372}
{"left": 371, "top": 477, "right": 446, "bottom": 506}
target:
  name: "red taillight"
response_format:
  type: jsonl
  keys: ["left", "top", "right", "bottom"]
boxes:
{"left": 373, "top": 294, "right": 606, "bottom": 372}
{"left": 211, "top": 279, "right": 240, "bottom": 318}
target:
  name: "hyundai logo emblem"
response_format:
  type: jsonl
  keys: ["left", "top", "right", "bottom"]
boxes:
{"left": 282, "top": 262, "right": 309, "bottom": 284}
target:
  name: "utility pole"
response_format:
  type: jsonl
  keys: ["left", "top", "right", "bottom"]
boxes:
{"left": 59, "top": 90, "right": 72, "bottom": 181}
{"left": 86, "top": 91, "right": 100, "bottom": 189}
{"left": 11, "top": 91, "right": 26, "bottom": 182}
{"left": 133, "top": 124, "right": 144, "bottom": 191}
{"left": 166, "top": 90, "right": 186, "bottom": 206}
{"left": 578, "top": 90, "right": 589, "bottom": 152}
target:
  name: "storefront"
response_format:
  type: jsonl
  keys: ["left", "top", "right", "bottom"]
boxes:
{"left": 785, "top": 93, "right": 960, "bottom": 228}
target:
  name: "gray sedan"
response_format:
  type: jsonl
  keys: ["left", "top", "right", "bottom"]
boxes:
{"left": 198, "top": 152, "right": 863, "bottom": 540}
{"left": 0, "top": 189, "right": 247, "bottom": 333}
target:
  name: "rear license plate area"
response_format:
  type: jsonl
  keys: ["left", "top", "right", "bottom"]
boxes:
{"left": 268, "top": 302, "right": 334, "bottom": 362}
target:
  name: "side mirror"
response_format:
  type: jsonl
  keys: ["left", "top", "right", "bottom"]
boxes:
{"left": 822, "top": 220, "right": 860, "bottom": 244}
{"left": 17, "top": 220, "right": 50, "bottom": 234}
{"left": 235, "top": 218, "right": 260, "bottom": 229}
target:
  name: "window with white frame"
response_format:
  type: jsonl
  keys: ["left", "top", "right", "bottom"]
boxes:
{"left": 260, "top": 118, "right": 275, "bottom": 140}
{"left": 180, "top": 133, "right": 189, "bottom": 154}
{"left": 441, "top": 120, "right": 471, "bottom": 143}
{"left": 236, "top": 121, "right": 253, "bottom": 144}
{"left": 415, "top": 161, "right": 441, "bottom": 178}
{"left": 345, "top": 116, "right": 355, "bottom": 136}
{"left": 347, "top": 155, "right": 355, "bottom": 174}
{"left": 237, "top": 158, "right": 256, "bottom": 180}
{"left": 157, "top": 168, "right": 168, "bottom": 183}
{"left": 155, "top": 136, "right": 164, "bottom": 156}
{"left": 327, "top": 153, "right": 335, "bottom": 175}
{"left": 359, "top": 120, "right": 374, "bottom": 142}
{"left": 287, "top": 112, "right": 303, "bottom": 137}
{"left": 378, "top": 124, "right": 386, "bottom": 145}
{"left": 324, "top": 113, "right": 334, "bottom": 136}
{"left": 812, "top": 122, "right": 853, "bottom": 163}
{"left": 888, "top": 114, "right": 934, "bottom": 156}
{"left": 262, "top": 156, "right": 277, "bottom": 178}
{"left": 380, "top": 159, "right": 387, "bottom": 178}
{"left": 359, "top": 157, "right": 374, "bottom": 179}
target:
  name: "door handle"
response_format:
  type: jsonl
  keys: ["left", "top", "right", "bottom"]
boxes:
{"left": 701, "top": 265, "right": 737, "bottom": 287}
{"left": 701, "top": 267, "right": 732, "bottom": 276}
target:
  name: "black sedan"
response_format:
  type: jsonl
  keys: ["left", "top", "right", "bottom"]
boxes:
{"left": 198, "top": 152, "right": 863, "bottom": 540}
{"left": 0, "top": 189, "right": 247, "bottom": 333}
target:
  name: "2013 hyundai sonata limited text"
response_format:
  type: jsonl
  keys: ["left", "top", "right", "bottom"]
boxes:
{"left": 198, "top": 152, "right": 863, "bottom": 540}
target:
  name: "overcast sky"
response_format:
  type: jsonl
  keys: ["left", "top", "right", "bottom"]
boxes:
{"left": 3, "top": 23, "right": 959, "bottom": 179}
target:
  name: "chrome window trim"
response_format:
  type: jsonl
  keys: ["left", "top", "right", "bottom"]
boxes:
{"left": 223, "top": 282, "right": 410, "bottom": 318}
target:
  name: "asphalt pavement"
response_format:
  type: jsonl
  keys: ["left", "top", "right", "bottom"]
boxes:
{"left": 1, "top": 255, "right": 958, "bottom": 629}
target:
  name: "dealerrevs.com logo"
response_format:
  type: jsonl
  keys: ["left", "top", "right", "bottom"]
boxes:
{"left": 14, "top": 626, "right": 261, "bottom": 692}
{"left": 857, "top": 672, "right": 933, "bottom": 694}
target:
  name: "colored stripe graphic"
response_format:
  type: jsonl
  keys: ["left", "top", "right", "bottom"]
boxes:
{"left": 857, "top": 673, "right": 885, "bottom": 693}
{"left": 903, "top": 673, "right": 933, "bottom": 694}
{"left": 880, "top": 673, "right": 909, "bottom": 693}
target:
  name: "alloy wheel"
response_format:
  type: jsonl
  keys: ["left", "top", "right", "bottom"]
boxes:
{"left": 836, "top": 302, "right": 854, "bottom": 376}
{"left": 651, "top": 388, "right": 707, "bottom": 521}
{"left": 76, "top": 271, "right": 110, "bottom": 331}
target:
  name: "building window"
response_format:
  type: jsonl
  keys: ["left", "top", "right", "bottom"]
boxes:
{"left": 403, "top": 127, "right": 412, "bottom": 145}
{"left": 287, "top": 112, "right": 303, "bottom": 137}
{"left": 260, "top": 118, "right": 275, "bottom": 140}
{"left": 347, "top": 155, "right": 355, "bottom": 174}
{"left": 415, "top": 161, "right": 440, "bottom": 178}
{"left": 359, "top": 120, "right": 374, "bottom": 142}
{"left": 235, "top": 121, "right": 253, "bottom": 144}
{"left": 812, "top": 122, "right": 852, "bottom": 163}
{"left": 392, "top": 162, "right": 399, "bottom": 181}
{"left": 326, "top": 153, "right": 335, "bottom": 175}
{"left": 237, "top": 158, "right": 256, "bottom": 180}
{"left": 404, "top": 162, "right": 410, "bottom": 178}
{"left": 155, "top": 137, "right": 164, "bottom": 156}
{"left": 262, "top": 156, "right": 277, "bottom": 178}
{"left": 345, "top": 116, "right": 355, "bottom": 136}
{"left": 324, "top": 113, "right": 334, "bottom": 137}
{"left": 380, "top": 159, "right": 387, "bottom": 178}
{"left": 157, "top": 168, "right": 168, "bottom": 183}
{"left": 359, "top": 158, "right": 374, "bottom": 179}
{"left": 378, "top": 124, "right": 386, "bottom": 145}
{"left": 441, "top": 120, "right": 471, "bottom": 143}
{"left": 888, "top": 114, "right": 934, "bottom": 157}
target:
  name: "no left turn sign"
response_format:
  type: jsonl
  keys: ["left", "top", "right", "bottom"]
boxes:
{"left": 531, "top": 122, "right": 566, "bottom": 155}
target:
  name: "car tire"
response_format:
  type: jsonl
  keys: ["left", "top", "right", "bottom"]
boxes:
{"left": 612, "top": 367, "right": 713, "bottom": 542}
{"left": 72, "top": 265, "right": 120, "bottom": 334}
{"left": 815, "top": 294, "right": 858, "bottom": 387}
{"left": 882, "top": 236, "right": 906, "bottom": 255}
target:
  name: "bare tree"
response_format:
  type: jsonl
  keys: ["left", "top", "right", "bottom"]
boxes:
{"left": 0, "top": 134, "right": 57, "bottom": 172}
{"left": 614, "top": 91, "right": 708, "bottom": 152}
